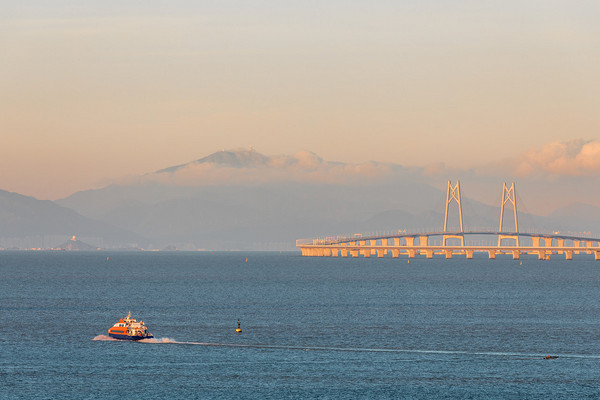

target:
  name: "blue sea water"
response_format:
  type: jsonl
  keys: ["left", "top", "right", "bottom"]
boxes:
{"left": 1, "top": 251, "right": 600, "bottom": 399}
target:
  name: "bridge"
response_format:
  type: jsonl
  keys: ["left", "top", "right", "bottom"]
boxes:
{"left": 296, "top": 181, "right": 600, "bottom": 261}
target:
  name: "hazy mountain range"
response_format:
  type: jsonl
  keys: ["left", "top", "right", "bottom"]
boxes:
{"left": 2, "top": 149, "right": 600, "bottom": 250}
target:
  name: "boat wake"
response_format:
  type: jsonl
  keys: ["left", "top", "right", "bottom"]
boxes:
{"left": 139, "top": 337, "right": 178, "bottom": 343}
{"left": 138, "top": 340, "right": 600, "bottom": 359}
{"left": 92, "top": 335, "right": 600, "bottom": 359}
{"left": 92, "top": 335, "right": 118, "bottom": 341}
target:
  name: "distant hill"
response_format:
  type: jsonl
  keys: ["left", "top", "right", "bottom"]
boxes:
{"left": 55, "top": 147, "right": 452, "bottom": 250}
{"left": 0, "top": 189, "right": 144, "bottom": 249}
{"left": 56, "top": 236, "right": 99, "bottom": 251}
{"left": 54, "top": 149, "right": 549, "bottom": 250}
{"left": 6, "top": 149, "right": 596, "bottom": 251}
{"left": 548, "top": 202, "right": 600, "bottom": 220}
{"left": 544, "top": 203, "right": 600, "bottom": 234}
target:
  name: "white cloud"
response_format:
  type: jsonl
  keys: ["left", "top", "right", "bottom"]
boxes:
{"left": 514, "top": 139, "right": 600, "bottom": 177}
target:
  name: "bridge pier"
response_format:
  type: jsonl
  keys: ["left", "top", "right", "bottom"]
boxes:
{"left": 443, "top": 235, "right": 465, "bottom": 247}
{"left": 488, "top": 250, "right": 496, "bottom": 259}
{"left": 419, "top": 236, "right": 428, "bottom": 246}
{"left": 407, "top": 249, "right": 416, "bottom": 258}
{"left": 466, "top": 250, "right": 473, "bottom": 259}
{"left": 498, "top": 235, "right": 519, "bottom": 247}
{"left": 595, "top": 251, "right": 600, "bottom": 261}
{"left": 512, "top": 250, "right": 520, "bottom": 260}
{"left": 565, "top": 250, "right": 573, "bottom": 261}
{"left": 392, "top": 249, "right": 399, "bottom": 258}
{"left": 341, "top": 249, "right": 348, "bottom": 257}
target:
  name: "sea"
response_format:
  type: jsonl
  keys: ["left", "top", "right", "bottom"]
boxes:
{"left": 1, "top": 251, "right": 600, "bottom": 399}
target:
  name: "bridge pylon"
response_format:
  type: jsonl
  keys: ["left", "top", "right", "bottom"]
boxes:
{"left": 443, "top": 180, "right": 464, "bottom": 246}
{"left": 498, "top": 182, "right": 519, "bottom": 246}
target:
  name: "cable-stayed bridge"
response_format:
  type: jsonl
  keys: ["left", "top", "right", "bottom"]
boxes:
{"left": 296, "top": 181, "right": 600, "bottom": 261}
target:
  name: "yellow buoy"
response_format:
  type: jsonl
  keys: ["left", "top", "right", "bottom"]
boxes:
{"left": 236, "top": 319, "right": 242, "bottom": 333}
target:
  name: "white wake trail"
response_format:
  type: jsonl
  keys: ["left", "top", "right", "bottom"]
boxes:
{"left": 93, "top": 336, "right": 600, "bottom": 359}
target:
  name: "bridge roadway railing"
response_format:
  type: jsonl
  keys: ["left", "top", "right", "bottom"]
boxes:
{"left": 297, "top": 230, "right": 600, "bottom": 246}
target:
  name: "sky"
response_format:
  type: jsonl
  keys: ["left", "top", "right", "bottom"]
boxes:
{"left": 1, "top": 1, "right": 599, "bottom": 201}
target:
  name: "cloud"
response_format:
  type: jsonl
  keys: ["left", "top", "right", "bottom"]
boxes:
{"left": 513, "top": 139, "right": 600, "bottom": 177}
{"left": 474, "top": 139, "right": 600, "bottom": 180}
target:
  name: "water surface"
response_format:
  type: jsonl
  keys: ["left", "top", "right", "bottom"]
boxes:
{"left": 1, "top": 251, "right": 599, "bottom": 399}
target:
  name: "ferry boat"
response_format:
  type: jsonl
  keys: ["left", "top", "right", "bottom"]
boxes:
{"left": 108, "top": 311, "right": 153, "bottom": 340}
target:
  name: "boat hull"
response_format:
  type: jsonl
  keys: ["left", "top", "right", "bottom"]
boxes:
{"left": 108, "top": 333, "right": 154, "bottom": 341}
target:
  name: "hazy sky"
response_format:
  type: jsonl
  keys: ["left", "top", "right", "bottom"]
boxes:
{"left": 1, "top": 1, "right": 599, "bottom": 200}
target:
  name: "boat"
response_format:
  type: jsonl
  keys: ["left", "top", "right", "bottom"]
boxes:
{"left": 108, "top": 311, "right": 154, "bottom": 340}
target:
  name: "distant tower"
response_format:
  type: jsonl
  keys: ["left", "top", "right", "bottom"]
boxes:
{"left": 498, "top": 182, "right": 519, "bottom": 246}
{"left": 443, "top": 180, "right": 465, "bottom": 246}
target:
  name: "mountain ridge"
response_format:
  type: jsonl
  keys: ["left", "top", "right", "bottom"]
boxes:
{"left": 0, "top": 189, "right": 144, "bottom": 249}
{"left": 3, "top": 149, "right": 600, "bottom": 250}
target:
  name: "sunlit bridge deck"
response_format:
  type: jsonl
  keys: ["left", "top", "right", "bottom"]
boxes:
{"left": 296, "top": 230, "right": 600, "bottom": 260}
{"left": 296, "top": 181, "right": 600, "bottom": 261}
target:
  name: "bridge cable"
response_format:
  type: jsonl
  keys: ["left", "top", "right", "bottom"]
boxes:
{"left": 460, "top": 187, "right": 491, "bottom": 246}
{"left": 515, "top": 188, "right": 539, "bottom": 236}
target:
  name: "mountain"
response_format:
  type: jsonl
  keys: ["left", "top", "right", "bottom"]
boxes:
{"left": 0, "top": 189, "right": 144, "bottom": 249}
{"left": 544, "top": 203, "right": 600, "bottom": 234}
{"left": 6, "top": 149, "right": 598, "bottom": 250}
{"left": 57, "top": 183, "right": 439, "bottom": 250}
{"left": 157, "top": 149, "right": 271, "bottom": 173}
{"left": 55, "top": 149, "right": 528, "bottom": 250}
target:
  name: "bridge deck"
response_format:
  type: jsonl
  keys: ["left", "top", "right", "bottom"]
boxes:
{"left": 297, "top": 231, "right": 600, "bottom": 260}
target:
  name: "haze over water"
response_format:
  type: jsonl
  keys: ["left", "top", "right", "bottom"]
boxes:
{"left": 2, "top": 251, "right": 599, "bottom": 399}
